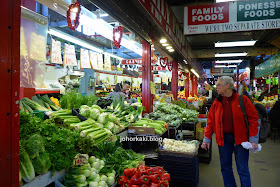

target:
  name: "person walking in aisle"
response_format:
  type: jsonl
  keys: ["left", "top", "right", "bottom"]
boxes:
{"left": 201, "top": 76, "right": 260, "bottom": 187}
{"left": 238, "top": 80, "right": 246, "bottom": 95}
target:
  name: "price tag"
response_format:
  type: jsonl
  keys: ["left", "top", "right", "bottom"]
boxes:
{"left": 50, "top": 39, "right": 63, "bottom": 64}
{"left": 80, "top": 48, "right": 91, "bottom": 69}
{"left": 73, "top": 153, "right": 89, "bottom": 166}
{"left": 64, "top": 44, "right": 77, "bottom": 66}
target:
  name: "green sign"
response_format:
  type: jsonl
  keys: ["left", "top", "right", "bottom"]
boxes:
{"left": 255, "top": 52, "right": 280, "bottom": 78}
{"left": 237, "top": 0, "right": 280, "bottom": 21}
{"left": 223, "top": 69, "right": 234, "bottom": 74}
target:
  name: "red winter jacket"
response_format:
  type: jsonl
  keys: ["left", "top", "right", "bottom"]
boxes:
{"left": 204, "top": 92, "right": 260, "bottom": 146}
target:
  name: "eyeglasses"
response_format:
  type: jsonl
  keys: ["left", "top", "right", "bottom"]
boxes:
{"left": 216, "top": 84, "right": 227, "bottom": 87}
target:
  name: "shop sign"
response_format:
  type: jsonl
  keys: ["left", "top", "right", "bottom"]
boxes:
{"left": 138, "top": 0, "right": 193, "bottom": 64}
{"left": 255, "top": 52, "right": 280, "bottom": 78}
{"left": 184, "top": 0, "right": 280, "bottom": 35}
{"left": 122, "top": 59, "right": 142, "bottom": 65}
{"left": 210, "top": 68, "right": 234, "bottom": 76}
{"left": 153, "top": 66, "right": 166, "bottom": 71}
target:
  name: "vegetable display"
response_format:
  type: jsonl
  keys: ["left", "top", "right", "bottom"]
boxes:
{"left": 64, "top": 155, "right": 116, "bottom": 187}
{"left": 118, "top": 165, "right": 171, "bottom": 187}
{"left": 60, "top": 91, "right": 99, "bottom": 110}
{"left": 162, "top": 138, "right": 199, "bottom": 153}
{"left": 148, "top": 103, "right": 198, "bottom": 127}
{"left": 131, "top": 119, "right": 168, "bottom": 135}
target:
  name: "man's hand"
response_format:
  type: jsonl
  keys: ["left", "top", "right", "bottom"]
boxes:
{"left": 201, "top": 142, "right": 210, "bottom": 150}
{"left": 251, "top": 142, "right": 258, "bottom": 152}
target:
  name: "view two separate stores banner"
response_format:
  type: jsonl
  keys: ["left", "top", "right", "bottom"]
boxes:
{"left": 184, "top": 0, "right": 280, "bottom": 34}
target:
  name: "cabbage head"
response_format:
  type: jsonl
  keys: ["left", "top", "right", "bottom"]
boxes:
{"left": 89, "top": 108, "right": 100, "bottom": 120}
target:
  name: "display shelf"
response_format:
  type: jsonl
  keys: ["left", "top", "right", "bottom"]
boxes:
{"left": 23, "top": 170, "right": 65, "bottom": 187}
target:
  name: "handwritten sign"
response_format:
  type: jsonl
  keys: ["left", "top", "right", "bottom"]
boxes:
{"left": 50, "top": 39, "right": 62, "bottom": 64}
{"left": 97, "top": 53, "right": 104, "bottom": 70}
{"left": 64, "top": 44, "right": 77, "bottom": 66}
{"left": 73, "top": 154, "right": 89, "bottom": 166}
{"left": 90, "top": 51, "right": 98, "bottom": 69}
{"left": 104, "top": 54, "right": 111, "bottom": 71}
{"left": 80, "top": 48, "right": 91, "bottom": 69}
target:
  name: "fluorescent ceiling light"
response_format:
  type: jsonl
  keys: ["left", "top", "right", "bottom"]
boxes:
{"left": 48, "top": 29, "right": 103, "bottom": 53}
{"left": 160, "top": 38, "right": 167, "bottom": 43}
{"left": 166, "top": 46, "right": 172, "bottom": 49}
{"left": 162, "top": 43, "right": 169, "bottom": 46}
{"left": 215, "top": 52, "right": 248, "bottom": 57}
{"left": 100, "top": 13, "right": 109, "bottom": 17}
{"left": 216, "top": 0, "right": 237, "bottom": 2}
{"left": 183, "top": 60, "right": 188, "bottom": 64}
{"left": 215, "top": 65, "right": 237, "bottom": 68}
{"left": 215, "top": 40, "right": 257, "bottom": 47}
{"left": 191, "top": 69, "right": 199, "bottom": 78}
{"left": 215, "top": 60, "right": 242, "bottom": 64}
{"left": 168, "top": 49, "right": 174, "bottom": 52}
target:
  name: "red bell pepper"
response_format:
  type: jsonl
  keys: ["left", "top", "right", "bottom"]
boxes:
{"left": 147, "top": 166, "right": 164, "bottom": 175}
{"left": 138, "top": 175, "right": 150, "bottom": 184}
{"left": 141, "top": 185, "right": 148, "bottom": 187}
{"left": 124, "top": 168, "right": 137, "bottom": 177}
{"left": 129, "top": 174, "right": 141, "bottom": 185}
{"left": 159, "top": 180, "right": 167, "bottom": 187}
{"left": 150, "top": 182, "right": 160, "bottom": 187}
{"left": 137, "top": 165, "right": 148, "bottom": 177}
{"left": 118, "top": 176, "right": 128, "bottom": 185}
{"left": 131, "top": 185, "right": 140, "bottom": 187}
{"left": 122, "top": 183, "right": 130, "bottom": 187}
{"left": 160, "top": 173, "right": 171, "bottom": 182}
{"left": 160, "top": 179, "right": 169, "bottom": 187}
{"left": 149, "top": 174, "right": 160, "bottom": 183}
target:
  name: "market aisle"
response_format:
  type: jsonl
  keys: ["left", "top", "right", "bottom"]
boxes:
{"left": 199, "top": 135, "right": 280, "bottom": 187}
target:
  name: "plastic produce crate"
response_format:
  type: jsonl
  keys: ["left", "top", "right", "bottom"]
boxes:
{"left": 158, "top": 152, "right": 199, "bottom": 187}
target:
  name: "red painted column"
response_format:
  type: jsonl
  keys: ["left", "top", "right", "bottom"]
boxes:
{"left": 185, "top": 72, "right": 190, "bottom": 98}
{"left": 142, "top": 40, "right": 152, "bottom": 113}
{"left": 172, "top": 61, "right": 178, "bottom": 100}
{"left": 190, "top": 74, "right": 194, "bottom": 96}
{"left": 194, "top": 77, "right": 198, "bottom": 95}
{"left": 1, "top": 0, "right": 20, "bottom": 186}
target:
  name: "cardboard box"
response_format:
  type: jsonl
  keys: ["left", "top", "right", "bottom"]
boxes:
{"left": 128, "top": 126, "right": 155, "bottom": 135}
{"left": 196, "top": 122, "right": 204, "bottom": 140}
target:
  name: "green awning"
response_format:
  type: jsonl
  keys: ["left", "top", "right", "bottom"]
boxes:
{"left": 255, "top": 53, "right": 280, "bottom": 78}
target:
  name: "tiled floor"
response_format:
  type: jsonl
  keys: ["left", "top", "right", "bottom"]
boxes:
{"left": 199, "top": 135, "right": 280, "bottom": 187}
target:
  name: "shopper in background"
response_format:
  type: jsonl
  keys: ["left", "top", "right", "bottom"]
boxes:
{"left": 107, "top": 83, "right": 126, "bottom": 98}
{"left": 238, "top": 80, "right": 246, "bottom": 95}
{"left": 123, "top": 81, "right": 131, "bottom": 99}
{"left": 201, "top": 76, "right": 260, "bottom": 187}
{"left": 202, "top": 84, "right": 218, "bottom": 109}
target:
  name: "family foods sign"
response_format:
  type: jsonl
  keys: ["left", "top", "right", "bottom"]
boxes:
{"left": 184, "top": 0, "right": 280, "bottom": 34}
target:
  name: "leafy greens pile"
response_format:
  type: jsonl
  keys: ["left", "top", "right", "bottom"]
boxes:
{"left": 148, "top": 103, "right": 199, "bottom": 127}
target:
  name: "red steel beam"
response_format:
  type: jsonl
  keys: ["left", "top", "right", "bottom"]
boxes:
{"left": 185, "top": 72, "right": 189, "bottom": 98}
{"left": 0, "top": 0, "right": 20, "bottom": 186}
{"left": 171, "top": 61, "right": 178, "bottom": 100}
{"left": 142, "top": 40, "right": 152, "bottom": 113}
{"left": 194, "top": 77, "right": 198, "bottom": 96}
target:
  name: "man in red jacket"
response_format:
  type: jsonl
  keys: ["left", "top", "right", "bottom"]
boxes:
{"left": 201, "top": 76, "right": 260, "bottom": 187}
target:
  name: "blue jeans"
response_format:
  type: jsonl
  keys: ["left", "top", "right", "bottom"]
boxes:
{"left": 218, "top": 133, "right": 251, "bottom": 187}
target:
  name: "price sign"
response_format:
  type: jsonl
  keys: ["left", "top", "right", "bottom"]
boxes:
{"left": 50, "top": 39, "right": 63, "bottom": 64}
{"left": 80, "top": 48, "right": 91, "bottom": 69}
{"left": 104, "top": 54, "right": 111, "bottom": 71}
{"left": 90, "top": 51, "right": 98, "bottom": 69}
{"left": 73, "top": 154, "right": 89, "bottom": 166}
{"left": 64, "top": 43, "right": 77, "bottom": 66}
{"left": 97, "top": 53, "right": 104, "bottom": 70}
